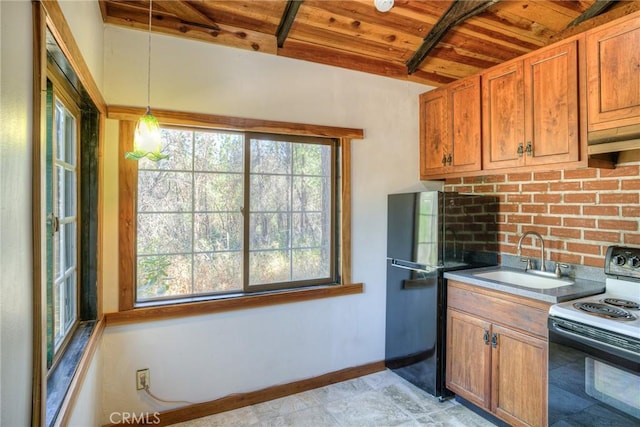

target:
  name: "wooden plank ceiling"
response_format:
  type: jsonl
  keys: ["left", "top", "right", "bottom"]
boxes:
{"left": 99, "top": 0, "right": 640, "bottom": 87}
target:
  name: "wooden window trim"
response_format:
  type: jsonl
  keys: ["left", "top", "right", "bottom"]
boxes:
{"left": 112, "top": 106, "right": 363, "bottom": 315}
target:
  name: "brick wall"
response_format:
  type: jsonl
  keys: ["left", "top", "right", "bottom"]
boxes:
{"left": 444, "top": 162, "right": 640, "bottom": 268}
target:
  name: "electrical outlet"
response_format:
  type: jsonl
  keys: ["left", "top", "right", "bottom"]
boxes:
{"left": 136, "top": 369, "right": 150, "bottom": 390}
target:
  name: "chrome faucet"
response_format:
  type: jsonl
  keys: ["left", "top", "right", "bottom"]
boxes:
{"left": 517, "top": 231, "right": 546, "bottom": 272}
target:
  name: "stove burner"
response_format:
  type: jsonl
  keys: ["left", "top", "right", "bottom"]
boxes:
{"left": 573, "top": 302, "right": 637, "bottom": 321}
{"left": 602, "top": 298, "right": 640, "bottom": 310}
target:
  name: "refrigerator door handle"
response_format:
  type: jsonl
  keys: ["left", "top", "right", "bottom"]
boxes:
{"left": 390, "top": 258, "right": 443, "bottom": 273}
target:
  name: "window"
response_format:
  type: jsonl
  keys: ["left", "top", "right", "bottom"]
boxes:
{"left": 50, "top": 94, "right": 79, "bottom": 356}
{"left": 134, "top": 127, "right": 338, "bottom": 303}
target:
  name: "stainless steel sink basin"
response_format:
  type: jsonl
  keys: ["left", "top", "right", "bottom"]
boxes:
{"left": 473, "top": 270, "right": 574, "bottom": 289}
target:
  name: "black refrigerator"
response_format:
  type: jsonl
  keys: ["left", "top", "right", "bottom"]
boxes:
{"left": 385, "top": 191, "right": 498, "bottom": 399}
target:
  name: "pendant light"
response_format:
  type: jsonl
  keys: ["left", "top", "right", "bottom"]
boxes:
{"left": 374, "top": 0, "right": 394, "bottom": 12}
{"left": 125, "top": 0, "right": 167, "bottom": 161}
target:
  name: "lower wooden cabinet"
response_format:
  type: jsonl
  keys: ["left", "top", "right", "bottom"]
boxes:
{"left": 446, "top": 280, "right": 549, "bottom": 427}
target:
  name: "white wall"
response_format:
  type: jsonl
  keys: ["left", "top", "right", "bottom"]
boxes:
{"left": 101, "top": 25, "right": 440, "bottom": 422}
{"left": 0, "top": 0, "right": 34, "bottom": 425}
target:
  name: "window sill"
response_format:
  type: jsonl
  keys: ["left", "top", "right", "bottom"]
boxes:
{"left": 105, "top": 283, "right": 364, "bottom": 325}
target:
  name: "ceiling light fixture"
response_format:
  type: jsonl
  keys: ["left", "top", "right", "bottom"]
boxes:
{"left": 374, "top": 0, "right": 394, "bottom": 13}
{"left": 126, "top": 0, "right": 167, "bottom": 161}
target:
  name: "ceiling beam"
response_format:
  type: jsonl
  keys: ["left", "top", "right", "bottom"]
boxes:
{"left": 565, "top": 0, "right": 617, "bottom": 28}
{"left": 406, "top": 0, "right": 500, "bottom": 75}
{"left": 155, "top": 0, "right": 219, "bottom": 28}
{"left": 276, "top": 0, "right": 304, "bottom": 48}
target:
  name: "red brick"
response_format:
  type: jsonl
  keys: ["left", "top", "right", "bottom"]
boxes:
{"left": 497, "top": 214, "right": 506, "bottom": 223}
{"left": 554, "top": 252, "right": 582, "bottom": 264}
{"left": 625, "top": 233, "right": 640, "bottom": 245}
{"left": 584, "top": 230, "right": 621, "bottom": 243}
{"left": 622, "top": 206, "right": 640, "bottom": 218}
{"left": 600, "top": 165, "right": 639, "bottom": 177}
{"left": 534, "top": 171, "right": 562, "bottom": 181}
{"left": 522, "top": 183, "right": 548, "bottom": 192}
{"left": 583, "top": 180, "right": 619, "bottom": 191}
{"left": 518, "top": 226, "right": 548, "bottom": 237}
{"left": 599, "top": 193, "right": 639, "bottom": 204}
{"left": 499, "top": 204, "right": 519, "bottom": 213}
{"left": 534, "top": 216, "right": 562, "bottom": 226}
{"left": 508, "top": 214, "right": 533, "bottom": 224}
{"left": 445, "top": 177, "right": 462, "bottom": 185}
{"left": 497, "top": 184, "right": 520, "bottom": 192}
{"left": 550, "top": 227, "right": 582, "bottom": 239}
{"left": 550, "top": 205, "right": 581, "bottom": 215}
{"left": 598, "top": 219, "right": 638, "bottom": 231}
{"left": 621, "top": 179, "right": 640, "bottom": 190}
{"left": 508, "top": 194, "right": 531, "bottom": 203}
{"left": 522, "top": 204, "right": 547, "bottom": 213}
{"left": 508, "top": 172, "right": 532, "bottom": 182}
{"left": 534, "top": 194, "right": 562, "bottom": 203}
{"left": 563, "top": 218, "right": 596, "bottom": 228}
{"left": 453, "top": 185, "right": 473, "bottom": 193}
{"left": 564, "top": 169, "right": 598, "bottom": 179}
{"left": 583, "top": 256, "right": 605, "bottom": 268}
{"left": 583, "top": 206, "right": 619, "bottom": 216}
{"left": 564, "top": 193, "right": 597, "bottom": 203}
{"left": 500, "top": 244, "right": 517, "bottom": 255}
{"left": 463, "top": 176, "right": 484, "bottom": 184}
{"left": 549, "top": 182, "right": 581, "bottom": 191}
{"left": 474, "top": 184, "right": 496, "bottom": 193}
{"left": 498, "top": 223, "right": 518, "bottom": 233}
{"left": 566, "top": 242, "right": 601, "bottom": 255}
{"left": 482, "top": 174, "right": 506, "bottom": 183}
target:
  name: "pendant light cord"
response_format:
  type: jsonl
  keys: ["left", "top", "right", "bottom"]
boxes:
{"left": 147, "top": 0, "right": 153, "bottom": 110}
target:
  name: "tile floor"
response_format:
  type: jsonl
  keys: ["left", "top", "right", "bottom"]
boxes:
{"left": 171, "top": 369, "right": 496, "bottom": 426}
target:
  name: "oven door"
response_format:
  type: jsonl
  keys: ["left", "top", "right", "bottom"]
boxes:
{"left": 548, "top": 316, "right": 640, "bottom": 426}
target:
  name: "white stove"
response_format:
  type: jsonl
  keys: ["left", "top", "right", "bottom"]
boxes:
{"left": 549, "top": 246, "right": 640, "bottom": 343}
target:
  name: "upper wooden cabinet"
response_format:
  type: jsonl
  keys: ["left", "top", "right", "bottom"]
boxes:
{"left": 420, "top": 75, "right": 482, "bottom": 179}
{"left": 482, "top": 37, "right": 582, "bottom": 170}
{"left": 586, "top": 13, "right": 640, "bottom": 132}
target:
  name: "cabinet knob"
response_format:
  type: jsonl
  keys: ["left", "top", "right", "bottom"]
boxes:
{"left": 517, "top": 143, "right": 524, "bottom": 157}
{"left": 526, "top": 142, "right": 532, "bottom": 156}
{"left": 483, "top": 329, "right": 490, "bottom": 345}
{"left": 491, "top": 332, "right": 498, "bottom": 348}
{"left": 442, "top": 154, "right": 447, "bottom": 166}
{"left": 447, "top": 153, "right": 452, "bottom": 165}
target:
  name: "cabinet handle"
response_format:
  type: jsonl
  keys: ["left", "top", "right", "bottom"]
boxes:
{"left": 447, "top": 153, "right": 452, "bottom": 165}
{"left": 483, "top": 329, "right": 490, "bottom": 345}
{"left": 517, "top": 143, "right": 524, "bottom": 157}
{"left": 441, "top": 154, "right": 447, "bottom": 166}
{"left": 491, "top": 332, "right": 498, "bottom": 348}
{"left": 526, "top": 142, "right": 532, "bottom": 156}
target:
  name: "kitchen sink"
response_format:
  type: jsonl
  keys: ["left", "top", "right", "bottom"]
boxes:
{"left": 473, "top": 270, "right": 574, "bottom": 289}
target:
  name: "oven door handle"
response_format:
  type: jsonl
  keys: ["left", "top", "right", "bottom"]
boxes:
{"left": 549, "top": 318, "right": 640, "bottom": 364}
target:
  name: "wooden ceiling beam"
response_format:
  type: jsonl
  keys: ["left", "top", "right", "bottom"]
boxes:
{"left": 565, "top": 0, "right": 616, "bottom": 28}
{"left": 406, "top": 0, "right": 500, "bottom": 74}
{"left": 276, "top": 0, "right": 304, "bottom": 48}
{"left": 155, "top": 0, "right": 220, "bottom": 29}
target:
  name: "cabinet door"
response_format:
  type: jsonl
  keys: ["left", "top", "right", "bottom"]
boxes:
{"left": 587, "top": 14, "right": 640, "bottom": 131}
{"left": 482, "top": 62, "right": 525, "bottom": 170}
{"left": 449, "top": 75, "right": 482, "bottom": 173}
{"left": 524, "top": 39, "right": 580, "bottom": 166}
{"left": 491, "top": 324, "right": 548, "bottom": 427}
{"left": 420, "top": 89, "right": 448, "bottom": 177}
{"left": 446, "top": 309, "right": 492, "bottom": 410}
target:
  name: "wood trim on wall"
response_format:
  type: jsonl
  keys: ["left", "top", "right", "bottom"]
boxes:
{"left": 107, "top": 106, "right": 364, "bottom": 140}
{"left": 40, "top": 0, "right": 107, "bottom": 113}
{"left": 102, "top": 360, "right": 385, "bottom": 427}
{"left": 340, "top": 138, "right": 353, "bottom": 285}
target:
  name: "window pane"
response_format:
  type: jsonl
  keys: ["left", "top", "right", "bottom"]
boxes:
{"left": 138, "top": 171, "right": 192, "bottom": 212}
{"left": 64, "top": 222, "right": 76, "bottom": 271}
{"left": 194, "top": 173, "right": 243, "bottom": 212}
{"left": 292, "top": 213, "right": 326, "bottom": 247}
{"left": 194, "top": 252, "right": 242, "bottom": 293}
{"left": 250, "top": 139, "right": 291, "bottom": 174}
{"left": 292, "top": 176, "right": 328, "bottom": 212}
{"left": 64, "top": 273, "right": 76, "bottom": 330}
{"left": 137, "top": 213, "right": 192, "bottom": 255}
{"left": 64, "top": 110, "right": 76, "bottom": 166}
{"left": 293, "top": 143, "right": 329, "bottom": 176}
{"left": 137, "top": 254, "right": 192, "bottom": 300}
{"left": 249, "top": 250, "right": 291, "bottom": 285}
{"left": 194, "top": 213, "right": 243, "bottom": 252}
{"left": 250, "top": 175, "right": 291, "bottom": 212}
{"left": 250, "top": 213, "right": 290, "bottom": 250}
{"left": 292, "top": 248, "right": 329, "bottom": 280}
{"left": 194, "top": 131, "right": 243, "bottom": 172}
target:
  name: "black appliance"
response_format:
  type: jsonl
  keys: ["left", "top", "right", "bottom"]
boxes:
{"left": 548, "top": 246, "right": 640, "bottom": 426}
{"left": 385, "top": 191, "right": 498, "bottom": 399}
